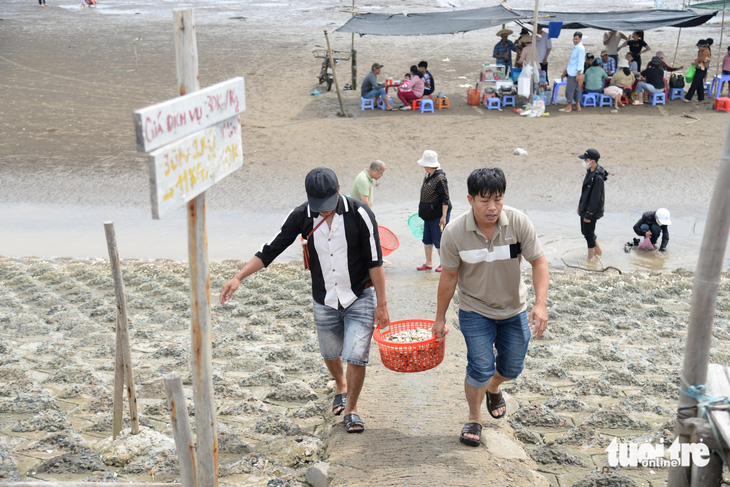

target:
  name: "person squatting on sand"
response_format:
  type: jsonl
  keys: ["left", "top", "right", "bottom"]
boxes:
{"left": 431, "top": 167, "right": 549, "bottom": 447}
{"left": 577, "top": 149, "right": 608, "bottom": 261}
{"left": 219, "top": 167, "right": 390, "bottom": 434}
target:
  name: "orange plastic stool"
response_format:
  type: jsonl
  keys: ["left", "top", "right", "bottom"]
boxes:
{"left": 715, "top": 97, "right": 730, "bottom": 113}
{"left": 435, "top": 97, "right": 450, "bottom": 110}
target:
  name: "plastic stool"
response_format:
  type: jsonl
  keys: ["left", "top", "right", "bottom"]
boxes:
{"left": 581, "top": 93, "right": 598, "bottom": 107}
{"left": 410, "top": 99, "right": 422, "bottom": 110}
{"left": 361, "top": 98, "right": 375, "bottom": 110}
{"left": 435, "top": 97, "right": 450, "bottom": 110}
{"left": 501, "top": 95, "right": 516, "bottom": 107}
{"left": 715, "top": 97, "right": 730, "bottom": 112}
{"left": 670, "top": 87, "right": 684, "bottom": 100}
{"left": 598, "top": 94, "right": 613, "bottom": 107}
{"left": 649, "top": 92, "right": 666, "bottom": 105}
{"left": 420, "top": 98, "right": 435, "bottom": 113}
{"left": 486, "top": 97, "right": 501, "bottom": 110}
{"left": 551, "top": 79, "right": 567, "bottom": 104}
{"left": 377, "top": 96, "right": 393, "bottom": 110}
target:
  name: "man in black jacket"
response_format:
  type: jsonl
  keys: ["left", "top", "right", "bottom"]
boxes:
{"left": 578, "top": 148, "right": 608, "bottom": 261}
{"left": 219, "top": 167, "right": 390, "bottom": 434}
{"left": 633, "top": 208, "right": 671, "bottom": 252}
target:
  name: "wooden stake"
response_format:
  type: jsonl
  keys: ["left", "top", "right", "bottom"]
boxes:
{"left": 667, "top": 104, "right": 730, "bottom": 487}
{"left": 172, "top": 9, "right": 219, "bottom": 487}
{"left": 164, "top": 372, "right": 198, "bottom": 487}
{"left": 324, "top": 30, "right": 348, "bottom": 117}
{"left": 104, "top": 221, "right": 140, "bottom": 435}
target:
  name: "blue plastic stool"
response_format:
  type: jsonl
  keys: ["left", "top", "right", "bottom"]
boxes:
{"left": 377, "top": 96, "right": 393, "bottom": 110}
{"left": 551, "top": 79, "right": 566, "bottom": 104}
{"left": 420, "top": 98, "right": 435, "bottom": 113}
{"left": 649, "top": 92, "right": 666, "bottom": 105}
{"left": 598, "top": 94, "right": 614, "bottom": 107}
{"left": 361, "top": 98, "right": 375, "bottom": 110}
{"left": 501, "top": 95, "right": 516, "bottom": 107}
{"left": 581, "top": 93, "right": 598, "bottom": 107}
{"left": 710, "top": 74, "right": 730, "bottom": 98}
{"left": 670, "top": 87, "right": 684, "bottom": 100}
{"left": 486, "top": 97, "right": 502, "bottom": 110}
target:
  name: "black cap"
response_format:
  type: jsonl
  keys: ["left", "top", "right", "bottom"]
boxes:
{"left": 579, "top": 149, "right": 601, "bottom": 161}
{"left": 305, "top": 167, "right": 339, "bottom": 212}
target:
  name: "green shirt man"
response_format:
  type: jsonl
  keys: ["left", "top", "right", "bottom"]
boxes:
{"left": 350, "top": 160, "right": 386, "bottom": 208}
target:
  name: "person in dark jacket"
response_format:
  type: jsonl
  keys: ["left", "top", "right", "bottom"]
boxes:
{"left": 416, "top": 150, "right": 452, "bottom": 272}
{"left": 633, "top": 208, "right": 671, "bottom": 252}
{"left": 577, "top": 148, "right": 608, "bottom": 261}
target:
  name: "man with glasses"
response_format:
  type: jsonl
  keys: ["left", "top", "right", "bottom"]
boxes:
{"left": 350, "top": 160, "right": 386, "bottom": 209}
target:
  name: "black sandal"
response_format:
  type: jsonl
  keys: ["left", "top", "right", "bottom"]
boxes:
{"left": 459, "top": 422, "right": 482, "bottom": 447}
{"left": 486, "top": 389, "right": 507, "bottom": 419}
{"left": 344, "top": 413, "right": 365, "bottom": 433}
{"left": 332, "top": 393, "right": 347, "bottom": 416}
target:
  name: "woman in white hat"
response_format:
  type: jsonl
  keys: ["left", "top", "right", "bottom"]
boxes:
{"left": 416, "top": 150, "right": 452, "bottom": 272}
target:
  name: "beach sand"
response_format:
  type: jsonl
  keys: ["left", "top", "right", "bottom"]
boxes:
{"left": 2, "top": 0, "right": 730, "bottom": 484}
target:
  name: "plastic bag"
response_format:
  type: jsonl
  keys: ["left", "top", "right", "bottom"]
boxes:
{"left": 685, "top": 64, "right": 696, "bottom": 84}
{"left": 637, "top": 237, "right": 655, "bottom": 251}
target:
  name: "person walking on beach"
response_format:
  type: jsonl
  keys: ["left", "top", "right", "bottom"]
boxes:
{"left": 416, "top": 150, "right": 451, "bottom": 273}
{"left": 559, "top": 32, "right": 586, "bottom": 113}
{"left": 219, "top": 167, "right": 390, "bottom": 434}
{"left": 350, "top": 160, "right": 386, "bottom": 208}
{"left": 432, "top": 167, "right": 549, "bottom": 447}
{"left": 578, "top": 149, "right": 608, "bottom": 261}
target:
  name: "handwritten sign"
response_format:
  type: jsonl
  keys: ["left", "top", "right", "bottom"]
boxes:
{"left": 148, "top": 116, "right": 242, "bottom": 219}
{"left": 133, "top": 77, "right": 245, "bottom": 152}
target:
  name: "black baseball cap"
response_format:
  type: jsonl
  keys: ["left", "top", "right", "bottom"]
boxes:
{"left": 305, "top": 167, "right": 339, "bottom": 212}
{"left": 579, "top": 149, "right": 601, "bottom": 161}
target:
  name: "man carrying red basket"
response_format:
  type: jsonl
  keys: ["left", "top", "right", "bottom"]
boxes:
{"left": 432, "top": 167, "right": 549, "bottom": 447}
{"left": 219, "top": 167, "right": 390, "bottom": 434}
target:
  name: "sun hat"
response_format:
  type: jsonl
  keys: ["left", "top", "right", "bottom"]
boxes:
{"left": 578, "top": 148, "right": 601, "bottom": 161}
{"left": 656, "top": 208, "right": 672, "bottom": 226}
{"left": 417, "top": 150, "right": 440, "bottom": 168}
{"left": 305, "top": 167, "right": 339, "bottom": 212}
{"left": 617, "top": 58, "right": 630, "bottom": 68}
{"left": 496, "top": 28, "right": 513, "bottom": 37}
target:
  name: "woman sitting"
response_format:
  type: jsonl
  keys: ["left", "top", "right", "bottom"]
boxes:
{"left": 583, "top": 58, "right": 608, "bottom": 94}
{"left": 398, "top": 65, "right": 424, "bottom": 110}
{"left": 603, "top": 58, "right": 635, "bottom": 112}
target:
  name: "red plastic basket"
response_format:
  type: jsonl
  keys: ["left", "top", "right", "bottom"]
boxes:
{"left": 372, "top": 319, "right": 445, "bottom": 373}
{"left": 378, "top": 226, "right": 400, "bottom": 257}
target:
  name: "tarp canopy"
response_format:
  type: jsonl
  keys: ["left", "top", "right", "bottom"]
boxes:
{"left": 335, "top": 5, "right": 717, "bottom": 36}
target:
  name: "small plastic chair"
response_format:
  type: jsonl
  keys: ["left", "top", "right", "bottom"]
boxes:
{"left": 501, "top": 95, "right": 516, "bottom": 107}
{"left": 486, "top": 97, "right": 501, "bottom": 110}
{"left": 551, "top": 78, "right": 567, "bottom": 105}
{"left": 598, "top": 94, "right": 614, "bottom": 107}
{"left": 361, "top": 98, "right": 375, "bottom": 110}
{"left": 649, "top": 92, "right": 666, "bottom": 105}
{"left": 435, "top": 97, "right": 450, "bottom": 110}
{"left": 581, "top": 93, "right": 598, "bottom": 107}
{"left": 420, "top": 98, "right": 435, "bottom": 113}
{"left": 715, "top": 97, "right": 730, "bottom": 112}
{"left": 670, "top": 87, "right": 684, "bottom": 100}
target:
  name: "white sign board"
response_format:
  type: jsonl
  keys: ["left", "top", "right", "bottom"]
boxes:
{"left": 133, "top": 77, "right": 245, "bottom": 153}
{"left": 148, "top": 116, "right": 243, "bottom": 219}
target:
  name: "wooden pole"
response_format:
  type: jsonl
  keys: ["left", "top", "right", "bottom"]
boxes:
{"left": 172, "top": 9, "right": 219, "bottom": 487}
{"left": 667, "top": 109, "right": 730, "bottom": 487}
{"left": 164, "top": 372, "right": 198, "bottom": 487}
{"left": 324, "top": 30, "right": 348, "bottom": 117}
{"left": 104, "top": 221, "right": 140, "bottom": 436}
{"left": 112, "top": 314, "right": 124, "bottom": 439}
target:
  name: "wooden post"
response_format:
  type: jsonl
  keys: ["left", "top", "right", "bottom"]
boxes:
{"left": 172, "top": 9, "right": 219, "bottom": 487}
{"left": 668, "top": 115, "right": 730, "bottom": 486}
{"left": 112, "top": 314, "right": 124, "bottom": 439}
{"left": 324, "top": 30, "right": 348, "bottom": 117}
{"left": 104, "top": 221, "right": 140, "bottom": 435}
{"left": 164, "top": 372, "right": 197, "bottom": 487}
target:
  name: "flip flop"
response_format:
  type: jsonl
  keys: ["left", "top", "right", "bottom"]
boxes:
{"left": 344, "top": 413, "right": 365, "bottom": 433}
{"left": 459, "top": 422, "right": 482, "bottom": 447}
{"left": 486, "top": 389, "right": 507, "bottom": 419}
{"left": 332, "top": 393, "right": 347, "bottom": 416}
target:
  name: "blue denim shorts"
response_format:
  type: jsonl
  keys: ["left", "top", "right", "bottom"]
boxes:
{"left": 458, "top": 310, "right": 531, "bottom": 388}
{"left": 312, "top": 288, "right": 376, "bottom": 366}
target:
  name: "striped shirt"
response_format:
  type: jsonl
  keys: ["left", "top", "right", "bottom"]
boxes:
{"left": 256, "top": 195, "right": 382, "bottom": 309}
